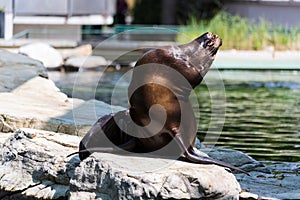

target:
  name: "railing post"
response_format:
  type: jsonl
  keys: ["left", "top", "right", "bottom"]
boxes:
{"left": 67, "top": 0, "right": 72, "bottom": 18}
{"left": 12, "top": 0, "right": 15, "bottom": 16}
{"left": 0, "top": 12, "right": 4, "bottom": 38}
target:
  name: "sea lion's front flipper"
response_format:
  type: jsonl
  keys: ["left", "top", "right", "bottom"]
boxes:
{"left": 173, "top": 133, "right": 249, "bottom": 175}
{"left": 71, "top": 110, "right": 137, "bottom": 160}
{"left": 76, "top": 137, "right": 137, "bottom": 160}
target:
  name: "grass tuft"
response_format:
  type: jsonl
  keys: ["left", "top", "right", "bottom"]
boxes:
{"left": 177, "top": 11, "right": 300, "bottom": 50}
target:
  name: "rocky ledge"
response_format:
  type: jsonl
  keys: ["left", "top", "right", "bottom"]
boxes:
{"left": 0, "top": 49, "right": 123, "bottom": 136}
{"left": 0, "top": 76, "right": 123, "bottom": 136}
{"left": 1, "top": 129, "right": 299, "bottom": 200}
{"left": 0, "top": 129, "right": 242, "bottom": 200}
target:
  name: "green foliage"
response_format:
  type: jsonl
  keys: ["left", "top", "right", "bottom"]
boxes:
{"left": 177, "top": 11, "right": 300, "bottom": 50}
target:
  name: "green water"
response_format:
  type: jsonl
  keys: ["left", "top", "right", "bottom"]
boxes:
{"left": 196, "top": 80, "right": 300, "bottom": 162}
{"left": 48, "top": 69, "right": 300, "bottom": 162}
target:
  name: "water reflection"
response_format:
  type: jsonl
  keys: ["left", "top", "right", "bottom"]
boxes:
{"left": 48, "top": 70, "right": 300, "bottom": 162}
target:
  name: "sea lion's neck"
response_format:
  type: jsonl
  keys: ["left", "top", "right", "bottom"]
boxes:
{"left": 177, "top": 41, "right": 214, "bottom": 78}
{"left": 178, "top": 41, "right": 201, "bottom": 56}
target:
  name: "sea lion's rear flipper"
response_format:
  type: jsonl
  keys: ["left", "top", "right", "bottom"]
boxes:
{"left": 185, "top": 146, "right": 250, "bottom": 175}
{"left": 77, "top": 110, "right": 137, "bottom": 160}
{"left": 172, "top": 132, "right": 249, "bottom": 175}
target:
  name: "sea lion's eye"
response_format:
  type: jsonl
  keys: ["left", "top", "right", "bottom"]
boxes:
{"left": 206, "top": 34, "right": 217, "bottom": 47}
{"left": 204, "top": 39, "right": 213, "bottom": 47}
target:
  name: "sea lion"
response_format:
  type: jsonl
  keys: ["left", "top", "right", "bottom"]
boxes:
{"left": 74, "top": 32, "right": 248, "bottom": 175}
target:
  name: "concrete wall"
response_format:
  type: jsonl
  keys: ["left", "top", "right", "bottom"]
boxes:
{"left": 223, "top": 1, "right": 300, "bottom": 28}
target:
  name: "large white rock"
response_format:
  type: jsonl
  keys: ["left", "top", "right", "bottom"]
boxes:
{"left": 19, "top": 42, "right": 63, "bottom": 68}
{"left": 65, "top": 56, "right": 108, "bottom": 69}
{"left": 0, "top": 129, "right": 299, "bottom": 200}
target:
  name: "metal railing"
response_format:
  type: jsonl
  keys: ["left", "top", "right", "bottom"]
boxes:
{"left": 13, "top": 28, "right": 115, "bottom": 39}
{"left": 13, "top": 25, "right": 180, "bottom": 40}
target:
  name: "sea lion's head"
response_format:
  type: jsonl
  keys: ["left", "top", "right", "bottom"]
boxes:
{"left": 181, "top": 32, "right": 222, "bottom": 77}
{"left": 199, "top": 32, "right": 222, "bottom": 55}
{"left": 194, "top": 32, "right": 222, "bottom": 75}
{"left": 194, "top": 32, "right": 222, "bottom": 58}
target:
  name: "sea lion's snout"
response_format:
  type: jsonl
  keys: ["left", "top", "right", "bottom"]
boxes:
{"left": 205, "top": 32, "right": 222, "bottom": 48}
{"left": 200, "top": 32, "right": 222, "bottom": 57}
{"left": 212, "top": 34, "right": 222, "bottom": 48}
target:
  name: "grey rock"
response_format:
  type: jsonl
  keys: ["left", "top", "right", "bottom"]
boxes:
{"left": 0, "top": 132, "right": 13, "bottom": 144}
{"left": 0, "top": 129, "right": 242, "bottom": 200}
{"left": 65, "top": 56, "right": 108, "bottom": 69}
{"left": 0, "top": 48, "right": 124, "bottom": 136}
{"left": 235, "top": 161, "right": 300, "bottom": 200}
{"left": 201, "top": 146, "right": 270, "bottom": 173}
{"left": 19, "top": 43, "right": 63, "bottom": 68}
{"left": 0, "top": 49, "right": 47, "bottom": 92}
{"left": 239, "top": 191, "right": 279, "bottom": 200}
{"left": 71, "top": 153, "right": 241, "bottom": 200}
{"left": 0, "top": 129, "right": 80, "bottom": 199}
{"left": 0, "top": 76, "right": 124, "bottom": 136}
{"left": 1, "top": 129, "right": 299, "bottom": 199}
{"left": 195, "top": 145, "right": 300, "bottom": 199}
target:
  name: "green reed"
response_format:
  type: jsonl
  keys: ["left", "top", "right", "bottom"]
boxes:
{"left": 177, "top": 11, "right": 300, "bottom": 50}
